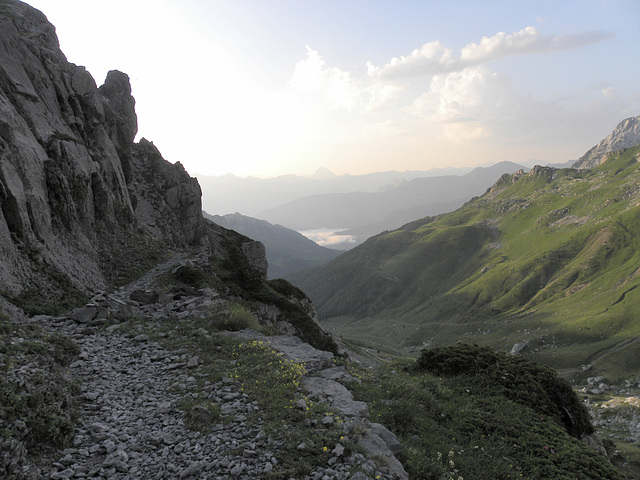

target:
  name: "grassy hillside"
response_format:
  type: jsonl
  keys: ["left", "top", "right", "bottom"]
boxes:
{"left": 291, "top": 146, "right": 640, "bottom": 381}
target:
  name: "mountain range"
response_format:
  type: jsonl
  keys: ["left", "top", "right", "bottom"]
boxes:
{"left": 196, "top": 167, "right": 472, "bottom": 218}
{"left": 259, "top": 161, "right": 528, "bottom": 234}
{"left": 289, "top": 115, "right": 640, "bottom": 382}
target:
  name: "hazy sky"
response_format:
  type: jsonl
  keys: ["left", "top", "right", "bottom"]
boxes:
{"left": 25, "top": 0, "right": 640, "bottom": 177}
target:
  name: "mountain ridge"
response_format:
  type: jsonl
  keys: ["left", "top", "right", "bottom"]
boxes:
{"left": 574, "top": 115, "right": 640, "bottom": 169}
{"left": 198, "top": 166, "right": 475, "bottom": 217}
{"left": 260, "top": 161, "right": 527, "bottom": 231}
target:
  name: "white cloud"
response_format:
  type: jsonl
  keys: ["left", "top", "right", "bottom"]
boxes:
{"left": 284, "top": 28, "right": 618, "bottom": 152}
{"left": 408, "top": 65, "right": 556, "bottom": 142}
{"left": 410, "top": 67, "right": 505, "bottom": 120}
{"left": 363, "top": 83, "right": 404, "bottom": 113}
{"left": 300, "top": 229, "right": 356, "bottom": 247}
{"left": 288, "top": 46, "right": 325, "bottom": 93}
{"left": 601, "top": 85, "right": 615, "bottom": 99}
{"left": 288, "top": 46, "right": 361, "bottom": 111}
{"left": 370, "top": 27, "right": 611, "bottom": 79}
{"left": 366, "top": 40, "right": 453, "bottom": 79}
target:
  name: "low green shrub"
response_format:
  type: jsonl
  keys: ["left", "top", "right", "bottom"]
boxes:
{"left": 208, "top": 301, "right": 261, "bottom": 332}
{"left": 347, "top": 348, "right": 624, "bottom": 480}
{"left": 413, "top": 343, "right": 593, "bottom": 438}
{"left": 173, "top": 265, "right": 209, "bottom": 288}
{"left": 49, "top": 332, "right": 81, "bottom": 366}
{"left": 178, "top": 395, "right": 221, "bottom": 433}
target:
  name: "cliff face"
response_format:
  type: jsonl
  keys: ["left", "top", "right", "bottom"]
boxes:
{"left": 573, "top": 115, "right": 640, "bottom": 169}
{"left": 0, "top": 1, "right": 216, "bottom": 299}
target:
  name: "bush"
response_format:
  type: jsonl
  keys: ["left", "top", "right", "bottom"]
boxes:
{"left": 0, "top": 319, "right": 80, "bottom": 453}
{"left": 178, "top": 396, "right": 220, "bottom": 433}
{"left": 209, "top": 302, "right": 261, "bottom": 332}
{"left": 413, "top": 343, "right": 593, "bottom": 437}
{"left": 226, "top": 302, "right": 260, "bottom": 331}
{"left": 49, "top": 333, "right": 80, "bottom": 366}
{"left": 173, "top": 265, "right": 208, "bottom": 288}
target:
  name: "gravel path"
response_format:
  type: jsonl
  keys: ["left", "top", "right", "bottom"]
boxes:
{"left": 46, "top": 321, "right": 277, "bottom": 479}
{"left": 38, "top": 259, "right": 408, "bottom": 479}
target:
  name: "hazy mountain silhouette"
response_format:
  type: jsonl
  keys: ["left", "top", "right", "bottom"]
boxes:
{"left": 196, "top": 167, "right": 472, "bottom": 217}
{"left": 259, "top": 161, "right": 527, "bottom": 231}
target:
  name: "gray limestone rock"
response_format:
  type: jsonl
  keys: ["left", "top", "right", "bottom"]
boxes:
{"left": 574, "top": 115, "right": 640, "bottom": 169}
{"left": 369, "top": 423, "right": 403, "bottom": 456}
{"left": 303, "top": 376, "right": 369, "bottom": 418}
{"left": 510, "top": 342, "right": 528, "bottom": 355}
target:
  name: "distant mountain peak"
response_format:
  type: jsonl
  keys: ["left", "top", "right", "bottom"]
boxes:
{"left": 310, "top": 167, "right": 337, "bottom": 179}
{"left": 573, "top": 115, "right": 640, "bottom": 169}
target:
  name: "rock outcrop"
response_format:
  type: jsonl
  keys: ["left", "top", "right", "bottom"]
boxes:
{"left": 0, "top": 0, "right": 344, "bottom": 357}
{"left": 573, "top": 115, "right": 640, "bottom": 169}
{"left": 0, "top": 0, "right": 214, "bottom": 301}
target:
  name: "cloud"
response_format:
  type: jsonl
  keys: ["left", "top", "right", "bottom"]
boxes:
{"left": 599, "top": 84, "right": 616, "bottom": 99}
{"left": 288, "top": 46, "right": 404, "bottom": 114}
{"left": 370, "top": 27, "right": 612, "bottom": 79}
{"left": 288, "top": 46, "right": 361, "bottom": 110}
{"left": 408, "top": 65, "right": 560, "bottom": 142}
{"left": 367, "top": 40, "right": 453, "bottom": 80}
{"left": 363, "top": 83, "right": 404, "bottom": 113}
{"left": 300, "top": 229, "right": 356, "bottom": 247}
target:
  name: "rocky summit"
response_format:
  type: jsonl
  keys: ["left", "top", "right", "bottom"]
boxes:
{"left": 573, "top": 115, "right": 640, "bottom": 169}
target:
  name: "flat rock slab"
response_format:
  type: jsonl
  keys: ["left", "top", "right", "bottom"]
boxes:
{"left": 303, "top": 376, "right": 369, "bottom": 418}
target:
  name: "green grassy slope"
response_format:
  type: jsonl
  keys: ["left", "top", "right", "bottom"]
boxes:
{"left": 291, "top": 147, "right": 640, "bottom": 380}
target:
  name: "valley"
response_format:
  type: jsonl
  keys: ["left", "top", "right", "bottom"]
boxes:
{"left": 290, "top": 144, "right": 640, "bottom": 384}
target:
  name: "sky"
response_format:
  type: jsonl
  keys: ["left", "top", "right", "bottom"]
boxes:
{"left": 24, "top": 0, "right": 640, "bottom": 178}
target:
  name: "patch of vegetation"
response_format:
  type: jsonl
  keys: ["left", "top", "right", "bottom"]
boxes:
{"left": 0, "top": 314, "right": 80, "bottom": 454}
{"left": 177, "top": 394, "right": 221, "bottom": 433}
{"left": 348, "top": 344, "right": 626, "bottom": 480}
{"left": 173, "top": 265, "right": 209, "bottom": 288}
{"left": 413, "top": 343, "right": 592, "bottom": 438}
{"left": 2, "top": 260, "right": 89, "bottom": 316}
{"left": 99, "top": 230, "right": 170, "bottom": 287}
{"left": 208, "top": 301, "right": 262, "bottom": 332}
{"left": 133, "top": 315, "right": 347, "bottom": 478}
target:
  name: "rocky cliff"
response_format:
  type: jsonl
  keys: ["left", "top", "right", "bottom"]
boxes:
{"left": 0, "top": 6, "right": 407, "bottom": 479}
{"left": 573, "top": 115, "right": 640, "bottom": 169}
{"left": 0, "top": 1, "right": 229, "bottom": 303}
{"left": 0, "top": 1, "right": 210, "bottom": 298}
